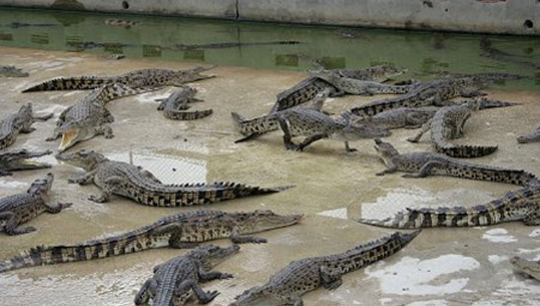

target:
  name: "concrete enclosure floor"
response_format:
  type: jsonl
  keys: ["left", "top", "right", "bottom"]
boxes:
{"left": 0, "top": 47, "right": 540, "bottom": 305}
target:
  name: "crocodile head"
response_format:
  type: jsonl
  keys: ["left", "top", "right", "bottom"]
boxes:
{"left": 1, "top": 149, "right": 52, "bottom": 170}
{"left": 510, "top": 256, "right": 540, "bottom": 281}
{"left": 176, "top": 66, "right": 216, "bottom": 83}
{"left": 308, "top": 69, "right": 340, "bottom": 83}
{"left": 56, "top": 121, "right": 100, "bottom": 153}
{"left": 231, "top": 210, "right": 303, "bottom": 235}
{"left": 189, "top": 244, "right": 240, "bottom": 270}
{"left": 374, "top": 138, "right": 400, "bottom": 162}
{"left": 27, "top": 172, "right": 54, "bottom": 195}
{"left": 0, "top": 65, "right": 29, "bottom": 77}
{"left": 55, "top": 149, "right": 106, "bottom": 171}
{"left": 517, "top": 130, "right": 540, "bottom": 144}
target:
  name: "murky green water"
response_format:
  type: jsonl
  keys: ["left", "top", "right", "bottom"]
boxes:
{"left": 0, "top": 8, "right": 539, "bottom": 90}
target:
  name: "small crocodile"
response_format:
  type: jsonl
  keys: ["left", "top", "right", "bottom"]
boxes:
{"left": 277, "top": 108, "right": 391, "bottom": 152}
{"left": 22, "top": 66, "right": 215, "bottom": 92}
{"left": 270, "top": 65, "right": 407, "bottom": 113}
{"left": 0, "top": 209, "right": 302, "bottom": 272}
{"left": 135, "top": 244, "right": 239, "bottom": 306}
{"left": 0, "top": 103, "right": 52, "bottom": 150}
{"left": 357, "top": 185, "right": 540, "bottom": 228}
{"left": 156, "top": 86, "right": 213, "bottom": 120}
{"left": 373, "top": 139, "right": 539, "bottom": 186}
{"left": 407, "top": 98, "right": 498, "bottom": 158}
{"left": 171, "top": 41, "right": 300, "bottom": 51}
{"left": 0, "top": 65, "right": 29, "bottom": 77}
{"left": 517, "top": 127, "right": 540, "bottom": 144}
{"left": 230, "top": 230, "right": 421, "bottom": 306}
{"left": 349, "top": 77, "right": 490, "bottom": 117}
{"left": 0, "top": 149, "right": 52, "bottom": 176}
{"left": 232, "top": 89, "right": 331, "bottom": 143}
{"left": 510, "top": 256, "right": 540, "bottom": 281}
{"left": 104, "top": 18, "right": 137, "bottom": 28}
{"left": 0, "top": 173, "right": 71, "bottom": 236}
{"left": 56, "top": 150, "right": 293, "bottom": 205}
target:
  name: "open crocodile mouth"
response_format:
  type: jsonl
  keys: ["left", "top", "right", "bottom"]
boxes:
{"left": 59, "top": 130, "right": 79, "bottom": 152}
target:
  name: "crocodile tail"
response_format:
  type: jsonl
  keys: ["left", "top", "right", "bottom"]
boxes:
{"left": 231, "top": 112, "right": 247, "bottom": 124}
{"left": 440, "top": 144, "right": 498, "bottom": 158}
{"left": 163, "top": 109, "right": 213, "bottom": 120}
{"left": 22, "top": 77, "right": 107, "bottom": 92}
{"left": 201, "top": 182, "right": 295, "bottom": 201}
{"left": 231, "top": 112, "right": 279, "bottom": 141}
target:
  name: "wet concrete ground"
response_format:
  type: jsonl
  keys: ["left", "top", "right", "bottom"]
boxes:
{"left": 0, "top": 46, "right": 540, "bottom": 305}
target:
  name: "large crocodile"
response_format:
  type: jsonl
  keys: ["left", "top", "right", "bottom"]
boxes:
{"left": 270, "top": 65, "right": 407, "bottom": 113}
{"left": 22, "top": 66, "right": 215, "bottom": 92}
{"left": 357, "top": 185, "right": 540, "bottom": 228}
{"left": 0, "top": 209, "right": 302, "bottom": 272}
{"left": 407, "top": 98, "right": 498, "bottom": 158}
{"left": 135, "top": 244, "right": 239, "bottom": 306}
{"left": 373, "top": 139, "right": 539, "bottom": 186}
{"left": 0, "top": 103, "right": 52, "bottom": 150}
{"left": 517, "top": 127, "right": 540, "bottom": 144}
{"left": 0, "top": 149, "right": 52, "bottom": 176}
{"left": 156, "top": 86, "right": 213, "bottom": 120}
{"left": 510, "top": 256, "right": 540, "bottom": 281}
{"left": 0, "top": 173, "right": 71, "bottom": 236}
{"left": 0, "top": 65, "right": 29, "bottom": 77}
{"left": 230, "top": 230, "right": 420, "bottom": 306}
{"left": 56, "top": 150, "right": 293, "bottom": 205}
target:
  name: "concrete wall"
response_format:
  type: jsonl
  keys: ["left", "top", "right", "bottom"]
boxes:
{"left": 0, "top": 0, "right": 539, "bottom": 35}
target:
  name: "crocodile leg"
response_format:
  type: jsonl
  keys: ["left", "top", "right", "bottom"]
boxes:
{"left": 402, "top": 161, "right": 445, "bottom": 178}
{"left": 0, "top": 212, "right": 36, "bottom": 235}
{"left": 344, "top": 141, "right": 357, "bottom": 152}
{"left": 297, "top": 134, "right": 325, "bottom": 151}
{"left": 88, "top": 176, "right": 125, "bottom": 203}
{"left": 44, "top": 202, "right": 72, "bottom": 214}
{"left": 174, "top": 279, "right": 220, "bottom": 304}
{"left": 96, "top": 124, "right": 114, "bottom": 139}
{"left": 376, "top": 163, "right": 397, "bottom": 176}
{"left": 405, "top": 113, "right": 428, "bottom": 129}
{"left": 230, "top": 234, "right": 267, "bottom": 244}
{"left": 198, "top": 267, "right": 234, "bottom": 282}
{"left": 278, "top": 116, "right": 299, "bottom": 151}
{"left": 138, "top": 167, "right": 162, "bottom": 184}
{"left": 320, "top": 266, "right": 344, "bottom": 290}
{"left": 34, "top": 112, "right": 54, "bottom": 121}
{"left": 134, "top": 279, "right": 157, "bottom": 305}
{"left": 280, "top": 294, "right": 304, "bottom": 306}
{"left": 407, "top": 120, "right": 432, "bottom": 143}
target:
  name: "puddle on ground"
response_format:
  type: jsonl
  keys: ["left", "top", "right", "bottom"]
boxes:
{"left": 482, "top": 228, "right": 518, "bottom": 244}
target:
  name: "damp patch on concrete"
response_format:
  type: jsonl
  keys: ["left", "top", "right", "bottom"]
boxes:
{"left": 482, "top": 228, "right": 518, "bottom": 243}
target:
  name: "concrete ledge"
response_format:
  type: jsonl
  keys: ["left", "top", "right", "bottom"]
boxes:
{"left": 0, "top": 0, "right": 538, "bottom": 35}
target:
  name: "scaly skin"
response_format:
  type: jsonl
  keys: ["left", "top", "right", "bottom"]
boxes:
{"left": 0, "top": 65, "right": 29, "bottom": 77}
{"left": 0, "top": 173, "right": 71, "bottom": 236}
{"left": 0, "top": 103, "right": 52, "bottom": 150}
{"left": 407, "top": 98, "right": 498, "bottom": 158}
{"left": 22, "top": 66, "right": 215, "bottom": 92}
{"left": 0, "top": 210, "right": 302, "bottom": 273}
{"left": 357, "top": 185, "right": 540, "bottom": 228}
{"left": 230, "top": 231, "right": 420, "bottom": 306}
{"left": 517, "top": 127, "right": 540, "bottom": 144}
{"left": 135, "top": 244, "right": 239, "bottom": 306}
{"left": 56, "top": 150, "right": 293, "bottom": 206}
{"left": 373, "top": 139, "right": 539, "bottom": 186}
{"left": 156, "top": 86, "right": 213, "bottom": 120}
{"left": 0, "top": 149, "right": 52, "bottom": 176}
{"left": 510, "top": 256, "right": 540, "bottom": 281}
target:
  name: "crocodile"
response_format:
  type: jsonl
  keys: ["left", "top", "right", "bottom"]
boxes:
{"left": 0, "top": 209, "right": 302, "bottom": 272}
{"left": 156, "top": 86, "right": 213, "bottom": 120}
{"left": 510, "top": 256, "right": 540, "bottom": 281}
{"left": 232, "top": 88, "right": 331, "bottom": 143}
{"left": 373, "top": 138, "right": 539, "bottom": 186}
{"left": 135, "top": 244, "right": 239, "bottom": 306}
{"left": 230, "top": 230, "right": 421, "bottom": 306}
{"left": 0, "top": 149, "right": 52, "bottom": 176}
{"left": 170, "top": 41, "right": 300, "bottom": 51}
{"left": 357, "top": 185, "right": 540, "bottom": 228}
{"left": 56, "top": 150, "right": 293, "bottom": 205}
{"left": 349, "top": 77, "right": 490, "bottom": 118}
{"left": 46, "top": 83, "right": 151, "bottom": 152}
{"left": 270, "top": 65, "right": 407, "bottom": 113}
{"left": 22, "top": 66, "right": 215, "bottom": 92}
{"left": 277, "top": 108, "right": 391, "bottom": 152}
{"left": 0, "top": 65, "right": 29, "bottom": 77}
{"left": 0, "top": 103, "right": 53, "bottom": 150}
{"left": 0, "top": 173, "right": 71, "bottom": 236}
{"left": 104, "top": 18, "right": 138, "bottom": 28}
{"left": 517, "top": 127, "right": 540, "bottom": 144}
{"left": 407, "top": 98, "right": 498, "bottom": 158}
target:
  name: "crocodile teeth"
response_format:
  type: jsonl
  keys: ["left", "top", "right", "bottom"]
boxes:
{"left": 59, "top": 130, "right": 78, "bottom": 152}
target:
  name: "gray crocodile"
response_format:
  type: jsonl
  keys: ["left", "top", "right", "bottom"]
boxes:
{"left": 373, "top": 139, "right": 539, "bottom": 186}
{"left": 230, "top": 230, "right": 420, "bottom": 306}
{"left": 0, "top": 209, "right": 302, "bottom": 272}
{"left": 511, "top": 256, "right": 540, "bottom": 281}
{"left": 156, "top": 86, "right": 213, "bottom": 120}
{"left": 56, "top": 150, "right": 293, "bottom": 206}
{"left": 0, "top": 173, "right": 71, "bottom": 236}
{"left": 270, "top": 65, "right": 407, "bottom": 113}
{"left": 0, "top": 65, "right": 29, "bottom": 77}
{"left": 104, "top": 18, "right": 138, "bottom": 28}
{"left": 0, "top": 103, "right": 52, "bottom": 150}
{"left": 135, "top": 244, "right": 239, "bottom": 306}
{"left": 407, "top": 98, "right": 498, "bottom": 158}
{"left": 517, "top": 127, "right": 540, "bottom": 144}
{"left": 171, "top": 41, "right": 300, "bottom": 51}
{"left": 357, "top": 184, "right": 540, "bottom": 228}
{"left": 277, "top": 108, "right": 391, "bottom": 152}
{"left": 0, "top": 149, "right": 52, "bottom": 176}
{"left": 22, "top": 66, "right": 215, "bottom": 92}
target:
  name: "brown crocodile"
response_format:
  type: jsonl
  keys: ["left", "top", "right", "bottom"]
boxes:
{"left": 135, "top": 244, "right": 239, "bottom": 306}
{"left": 0, "top": 209, "right": 302, "bottom": 272}
{"left": 0, "top": 103, "right": 53, "bottom": 150}
{"left": 56, "top": 150, "right": 293, "bottom": 205}
{"left": 22, "top": 66, "right": 215, "bottom": 92}
{"left": 517, "top": 127, "right": 540, "bottom": 144}
{"left": 357, "top": 184, "right": 540, "bottom": 228}
{"left": 0, "top": 149, "right": 52, "bottom": 176}
{"left": 156, "top": 86, "right": 213, "bottom": 120}
{"left": 230, "top": 230, "right": 420, "bottom": 306}
{"left": 0, "top": 173, "right": 71, "bottom": 236}
{"left": 407, "top": 98, "right": 498, "bottom": 158}
{"left": 373, "top": 139, "right": 539, "bottom": 186}
{"left": 510, "top": 256, "right": 540, "bottom": 281}
{"left": 0, "top": 65, "right": 29, "bottom": 77}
